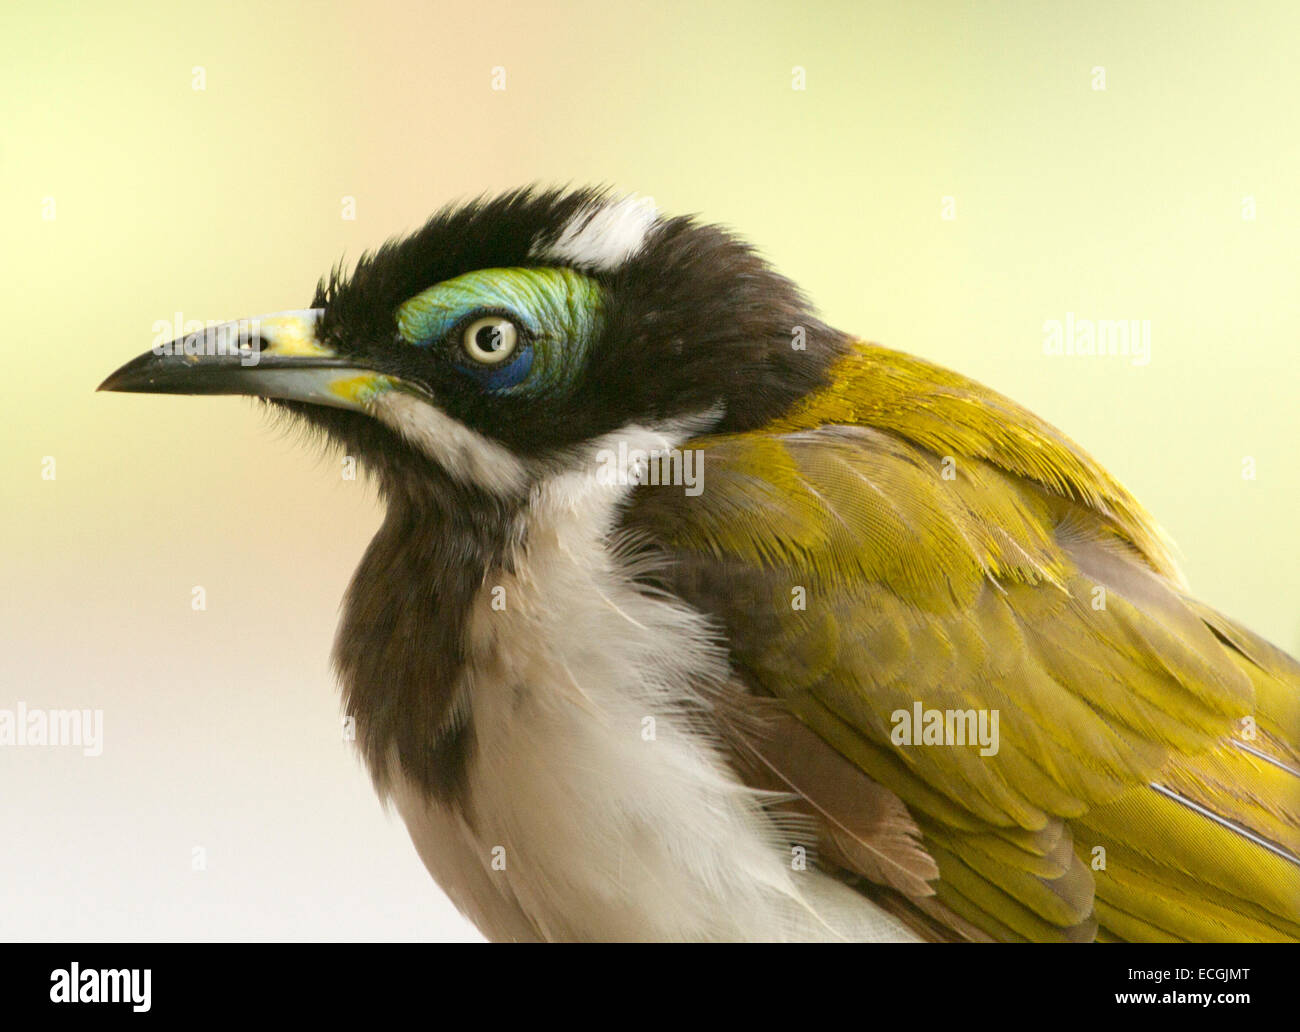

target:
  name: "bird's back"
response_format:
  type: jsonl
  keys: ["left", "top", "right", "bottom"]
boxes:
{"left": 623, "top": 341, "right": 1300, "bottom": 941}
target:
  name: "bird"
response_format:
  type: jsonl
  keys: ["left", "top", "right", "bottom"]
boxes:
{"left": 99, "top": 186, "right": 1300, "bottom": 942}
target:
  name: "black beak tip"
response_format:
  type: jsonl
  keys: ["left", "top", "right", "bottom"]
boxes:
{"left": 97, "top": 352, "right": 156, "bottom": 394}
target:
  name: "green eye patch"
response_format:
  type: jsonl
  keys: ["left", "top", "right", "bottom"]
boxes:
{"left": 394, "top": 267, "right": 604, "bottom": 396}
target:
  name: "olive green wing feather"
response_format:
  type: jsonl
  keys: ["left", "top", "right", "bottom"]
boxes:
{"left": 623, "top": 343, "right": 1300, "bottom": 941}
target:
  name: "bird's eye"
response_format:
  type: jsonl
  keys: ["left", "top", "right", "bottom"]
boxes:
{"left": 461, "top": 316, "right": 519, "bottom": 365}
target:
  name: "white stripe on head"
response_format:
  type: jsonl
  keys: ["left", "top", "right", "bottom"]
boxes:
{"left": 370, "top": 390, "right": 718, "bottom": 503}
{"left": 530, "top": 194, "right": 659, "bottom": 272}
{"left": 372, "top": 392, "right": 529, "bottom": 496}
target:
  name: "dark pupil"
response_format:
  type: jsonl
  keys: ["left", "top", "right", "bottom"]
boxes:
{"left": 475, "top": 323, "right": 505, "bottom": 352}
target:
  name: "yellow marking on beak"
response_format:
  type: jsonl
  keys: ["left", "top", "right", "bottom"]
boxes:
{"left": 328, "top": 373, "right": 393, "bottom": 405}
{"left": 256, "top": 312, "right": 335, "bottom": 358}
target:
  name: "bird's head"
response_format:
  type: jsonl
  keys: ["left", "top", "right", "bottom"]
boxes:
{"left": 100, "top": 187, "right": 849, "bottom": 503}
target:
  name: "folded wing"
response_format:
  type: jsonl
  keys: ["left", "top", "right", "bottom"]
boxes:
{"left": 623, "top": 343, "right": 1300, "bottom": 941}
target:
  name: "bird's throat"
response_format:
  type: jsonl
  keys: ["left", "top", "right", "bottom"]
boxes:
{"left": 335, "top": 484, "right": 520, "bottom": 808}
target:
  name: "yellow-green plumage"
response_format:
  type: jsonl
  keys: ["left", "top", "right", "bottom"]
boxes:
{"left": 628, "top": 340, "right": 1300, "bottom": 942}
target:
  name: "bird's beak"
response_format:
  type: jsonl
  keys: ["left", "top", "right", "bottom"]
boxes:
{"left": 97, "top": 309, "right": 400, "bottom": 412}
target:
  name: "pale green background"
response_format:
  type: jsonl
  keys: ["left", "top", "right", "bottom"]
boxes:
{"left": 2, "top": 0, "right": 1297, "bottom": 940}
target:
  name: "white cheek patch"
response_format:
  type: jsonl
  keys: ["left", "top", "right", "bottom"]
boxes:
{"left": 531, "top": 194, "right": 659, "bottom": 272}
{"left": 373, "top": 391, "right": 529, "bottom": 496}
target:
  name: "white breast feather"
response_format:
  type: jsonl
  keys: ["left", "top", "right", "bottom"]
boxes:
{"left": 374, "top": 409, "right": 918, "bottom": 941}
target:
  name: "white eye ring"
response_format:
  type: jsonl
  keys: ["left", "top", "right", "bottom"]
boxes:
{"left": 461, "top": 316, "right": 519, "bottom": 365}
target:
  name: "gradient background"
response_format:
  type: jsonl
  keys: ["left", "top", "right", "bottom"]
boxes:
{"left": 3, "top": 0, "right": 1297, "bottom": 941}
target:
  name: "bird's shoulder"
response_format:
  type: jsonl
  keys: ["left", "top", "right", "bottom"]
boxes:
{"left": 618, "top": 340, "right": 1300, "bottom": 941}
{"left": 770, "top": 340, "right": 1179, "bottom": 579}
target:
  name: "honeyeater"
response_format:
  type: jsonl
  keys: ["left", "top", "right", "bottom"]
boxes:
{"left": 100, "top": 187, "right": 1300, "bottom": 942}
